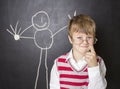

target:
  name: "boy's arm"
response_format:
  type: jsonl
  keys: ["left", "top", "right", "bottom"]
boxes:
{"left": 50, "top": 61, "right": 60, "bottom": 89}
{"left": 88, "top": 57, "right": 107, "bottom": 89}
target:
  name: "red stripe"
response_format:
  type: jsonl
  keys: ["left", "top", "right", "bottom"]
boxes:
{"left": 83, "top": 68, "right": 88, "bottom": 72}
{"left": 60, "top": 74, "right": 88, "bottom": 79}
{"left": 60, "top": 87, "right": 69, "bottom": 89}
{"left": 60, "top": 81, "right": 88, "bottom": 86}
{"left": 58, "top": 66, "right": 73, "bottom": 71}
{"left": 58, "top": 58, "right": 66, "bottom": 62}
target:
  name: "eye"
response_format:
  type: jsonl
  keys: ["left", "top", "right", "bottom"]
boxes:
{"left": 87, "top": 36, "right": 92, "bottom": 39}
{"left": 87, "top": 36, "right": 93, "bottom": 40}
{"left": 77, "top": 37, "right": 83, "bottom": 40}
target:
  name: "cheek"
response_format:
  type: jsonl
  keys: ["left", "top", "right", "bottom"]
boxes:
{"left": 89, "top": 42, "right": 94, "bottom": 46}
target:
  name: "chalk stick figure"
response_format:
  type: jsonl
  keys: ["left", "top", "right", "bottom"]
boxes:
{"left": 6, "top": 10, "right": 76, "bottom": 89}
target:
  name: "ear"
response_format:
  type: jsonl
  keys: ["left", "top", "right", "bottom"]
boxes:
{"left": 68, "top": 35, "right": 72, "bottom": 44}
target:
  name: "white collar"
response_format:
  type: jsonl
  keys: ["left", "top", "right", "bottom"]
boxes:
{"left": 66, "top": 49, "right": 73, "bottom": 61}
{"left": 66, "top": 49, "right": 85, "bottom": 61}
{"left": 66, "top": 49, "right": 87, "bottom": 71}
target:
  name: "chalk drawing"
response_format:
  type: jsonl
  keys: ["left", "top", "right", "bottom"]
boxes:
{"left": 6, "top": 10, "right": 76, "bottom": 89}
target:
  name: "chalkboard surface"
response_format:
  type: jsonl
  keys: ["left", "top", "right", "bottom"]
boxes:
{"left": 0, "top": 0, "right": 120, "bottom": 89}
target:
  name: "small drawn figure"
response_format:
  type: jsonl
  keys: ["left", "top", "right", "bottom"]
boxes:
{"left": 6, "top": 10, "right": 76, "bottom": 89}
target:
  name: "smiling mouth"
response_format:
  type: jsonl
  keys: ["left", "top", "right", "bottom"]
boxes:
{"left": 81, "top": 46, "right": 89, "bottom": 48}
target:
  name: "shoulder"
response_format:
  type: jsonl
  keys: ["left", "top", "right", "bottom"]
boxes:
{"left": 55, "top": 53, "right": 68, "bottom": 63}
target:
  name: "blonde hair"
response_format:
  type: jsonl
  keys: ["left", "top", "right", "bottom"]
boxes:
{"left": 68, "top": 14, "right": 96, "bottom": 38}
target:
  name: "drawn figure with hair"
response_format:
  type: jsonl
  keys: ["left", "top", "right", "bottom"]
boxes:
{"left": 7, "top": 10, "right": 75, "bottom": 89}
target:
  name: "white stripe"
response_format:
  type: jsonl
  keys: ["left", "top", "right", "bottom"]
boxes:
{"left": 60, "top": 84, "right": 88, "bottom": 89}
{"left": 59, "top": 70, "right": 88, "bottom": 75}
{"left": 60, "top": 78, "right": 88, "bottom": 83}
{"left": 57, "top": 62, "right": 70, "bottom": 67}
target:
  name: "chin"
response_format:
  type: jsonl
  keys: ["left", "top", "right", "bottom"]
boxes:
{"left": 79, "top": 48, "right": 88, "bottom": 53}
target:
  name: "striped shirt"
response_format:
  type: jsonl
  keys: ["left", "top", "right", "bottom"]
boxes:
{"left": 57, "top": 57, "right": 88, "bottom": 89}
{"left": 50, "top": 49, "right": 107, "bottom": 89}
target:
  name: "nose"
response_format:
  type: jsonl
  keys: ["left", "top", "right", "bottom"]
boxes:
{"left": 82, "top": 39, "right": 89, "bottom": 44}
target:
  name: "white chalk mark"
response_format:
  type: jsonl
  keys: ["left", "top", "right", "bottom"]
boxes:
{"left": 14, "top": 34, "right": 20, "bottom": 40}
{"left": 20, "top": 25, "right": 33, "bottom": 36}
{"left": 74, "top": 10, "right": 76, "bottom": 16}
{"left": 45, "top": 47, "right": 48, "bottom": 89}
{"left": 7, "top": 23, "right": 22, "bottom": 40}
{"left": 15, "top": 21, "right": 19, "bottom": 34}
{"left": 20, "top": 36, "right": 34, "bottom": 39}
{"left": 34, "top": 30, "right": 53, "bottom": 50}
{"left": 68, "top": 10, "right": 77, "bottom": 19}
{"left": 34, "top": 49, "right": 43, "bottom": 89}
{"left": 6, "top": 29, "right": 14, "bottom": 36}
{"left": 32, "top": 11, "right": 50, "bottom": 31}
{"left": 10, "top": 24, "right": 15, "bottom": 34}
{"left": 17, "top": 27, "right": 22, "bottom": 34}
{"left": 35, "top": 22, "right": 47, "bottom": 28}
{"left": 51, "top": 25, "right": 68, "bottom": 38}
{"left": 68, "top": 14, "right": 71, "bottom": 19}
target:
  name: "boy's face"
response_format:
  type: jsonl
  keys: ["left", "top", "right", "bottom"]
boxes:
{"left": 68, "top": 32, "right": 94, "bottom": 54}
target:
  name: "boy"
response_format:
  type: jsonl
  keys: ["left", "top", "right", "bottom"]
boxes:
{"left": 50, "top": 14, "right": 107, "bottom": 89}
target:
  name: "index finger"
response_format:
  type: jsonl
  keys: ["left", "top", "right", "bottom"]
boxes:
{"left": 89, "top": 45, "right": 95, "bottom": 53}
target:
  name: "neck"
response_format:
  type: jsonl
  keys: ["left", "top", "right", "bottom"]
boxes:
{"left": 72, "top": 49, "right": 85, "bottom": 62}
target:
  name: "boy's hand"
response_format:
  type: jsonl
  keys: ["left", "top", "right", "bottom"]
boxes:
{"left": 84, "top": 45, "right": 98, "bottom": 67}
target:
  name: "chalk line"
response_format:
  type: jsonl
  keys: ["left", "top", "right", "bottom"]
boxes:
{"left": 51, "top": 25, "right": 68, "bottom": 38}
{"left": 20, "top": 25, "right": 33, "bottom": 36}
{"left": 34, "top": 49, "right": 43, "bottom": 89}
{"left": 45, "top": 47, "right": 48, "bottom": 89}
